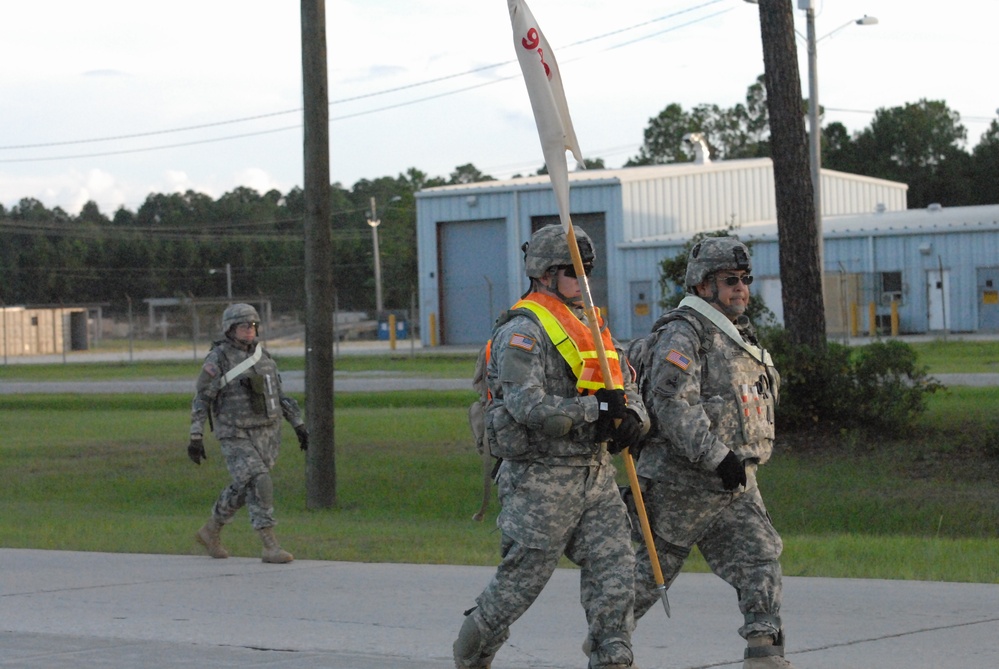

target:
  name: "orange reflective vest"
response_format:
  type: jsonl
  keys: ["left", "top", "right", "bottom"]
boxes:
{"left": 512, "top": 292, "right": 624, "bottom": 393}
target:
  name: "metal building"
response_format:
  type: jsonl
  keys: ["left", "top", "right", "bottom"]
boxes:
{"left": 416, "top": 158, "right": 910, "bottom": 344}
{"left": 731, "top": 204, "right": 999, "bottom": 335}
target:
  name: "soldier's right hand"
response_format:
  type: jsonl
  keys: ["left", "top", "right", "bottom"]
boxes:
{"left": 715, "top": 450, "right": 746, "bottom": 490}
{"left": 594, "top": 388, "right": 627, "bottom": 419}
{"left": 188, "top": 438, "right": 207, "bottom": 465}
{"left": 594, "top": 388, "right": 627, "bottom": 441}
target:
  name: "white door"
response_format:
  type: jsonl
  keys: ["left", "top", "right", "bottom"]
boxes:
{"left": 926, "top": 268, "right": 950, "bottom": 331}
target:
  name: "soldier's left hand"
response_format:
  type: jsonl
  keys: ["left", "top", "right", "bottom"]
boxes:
{"left": 608, "top": 412, "right": 643, "bottom": 455}
{"left": 294, "top": 424, "right": 309, "bottom": 451}
{"left": 187, "top": 438, "right": 207, "bottom": 465}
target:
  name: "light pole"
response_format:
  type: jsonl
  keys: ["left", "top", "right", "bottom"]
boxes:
{"left": 209, "top": 263, "right": 232, "bottom": 301}
{"left": 802, "top": 2, "right": 878, "bottom": 271}
{"left": 366, "top": 195, "right": 402, "bottom": 316}
{"left": 366, "top": 197, "right": 383, "bottom": 315}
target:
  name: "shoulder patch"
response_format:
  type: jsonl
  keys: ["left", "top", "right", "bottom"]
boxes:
{"left": 202, "top": 361, "right": 220, "bottom": 378}
{"left": 664, "top": 349, "right": 691, "bottom": 370}
{"left": 507, "top": 332, "right": 536, "bottom": 352}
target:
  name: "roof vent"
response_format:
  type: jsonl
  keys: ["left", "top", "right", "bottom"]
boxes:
{"left": 927, "top": 203, "right": 943, "bottom": 212}
{"left": 682, "top": 132, "right": 711, "bottom": 165}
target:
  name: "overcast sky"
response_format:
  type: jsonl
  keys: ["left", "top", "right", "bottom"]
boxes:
{"left": 2, "top": 0, "right": 997, "bottom": 215}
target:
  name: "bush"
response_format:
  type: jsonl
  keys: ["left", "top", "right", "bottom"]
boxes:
{"left": 762, "top": 328, "right": 943, "bottom": 435}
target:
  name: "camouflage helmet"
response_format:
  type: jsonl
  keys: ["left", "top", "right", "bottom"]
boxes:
{"left": 221, "top": 303, "right": 260, "bottom": 335}
{"left": 522, "top": 225, "right": 595, "bottom": 279}
{"left": 684, "top": 237, "right": 752, "bottom": 288}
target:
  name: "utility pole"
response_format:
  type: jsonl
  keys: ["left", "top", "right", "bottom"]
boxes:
{"left": 804, "top": 1, "right": 822, "bottom": 269}
{"left": 754, "top": 0, "right": 826, "bottom": 349}
{"left": 301, "top": 0, "right": 336, "bottom": 507}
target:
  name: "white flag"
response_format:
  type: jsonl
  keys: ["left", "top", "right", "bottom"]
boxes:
{"left": 508, "top": 0, "right": 582, "bottom": 231}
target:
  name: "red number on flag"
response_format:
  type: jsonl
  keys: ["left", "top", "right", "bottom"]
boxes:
{"left": 522, "top": 27, "right": 540, "bottom": 50}
{"left": 521, "top": 27, "right": 552, "bottom": 78}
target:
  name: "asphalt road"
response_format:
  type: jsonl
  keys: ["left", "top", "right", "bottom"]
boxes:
{"left": 1, "top": 548, "right": 997, "bottom": 669}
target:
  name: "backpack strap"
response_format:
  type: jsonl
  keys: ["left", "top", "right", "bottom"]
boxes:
{"left": 218, "top": 344, "right": 263, "bottom": 389}
{"left": 677, "top": 296, "right": 772, "bottom": 365}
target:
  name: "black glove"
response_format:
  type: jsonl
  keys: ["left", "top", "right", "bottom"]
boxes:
{"left": 188, "top": 438, "right": 207, "bottom": 465}
{"left": 716, "top": 450, "right": 747, "bottom": 490}
{"left": 294, "top": 424, "right": 309, "bottom": 451}
{"left": 594, "top": 388, "right": 628, "bottom": 442}
{"left": 608, "top": 411, "right": 643, "bottom": 455}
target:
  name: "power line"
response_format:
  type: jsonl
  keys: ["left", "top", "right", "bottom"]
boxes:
{"left": 0, "top": 2, "right": 727, "bottom": 161}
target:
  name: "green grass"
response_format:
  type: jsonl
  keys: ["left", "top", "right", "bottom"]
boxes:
{"left": 909, "top": 339, "right": 999, "bottom": 374}
{"left": 2, "top": 337, "right": 996, "bottom": 381}
{"left": 1, "top": 387, "right": 997, "bottom": 583}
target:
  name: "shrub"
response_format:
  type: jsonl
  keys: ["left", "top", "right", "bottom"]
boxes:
{"left": 761, "top": 328, "right": 943, "bottom": 435}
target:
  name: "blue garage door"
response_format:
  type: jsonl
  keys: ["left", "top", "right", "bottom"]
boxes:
{"left": 438, "top": 219, "right": 508, "bottom": 345}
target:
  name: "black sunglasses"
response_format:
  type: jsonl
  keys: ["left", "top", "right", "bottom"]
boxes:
{"left": 721, "top": 275, "right": 754, "bottom": 286}
{"left": 558, "top": 264, "right": 593, "bottom": 278}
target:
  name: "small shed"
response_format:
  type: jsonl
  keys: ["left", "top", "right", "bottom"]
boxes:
{"left": 0, "top": 305, "right": 89, "bottom": 358}
{"left": 416, "top": 159, "right": 909, "bottom": 344}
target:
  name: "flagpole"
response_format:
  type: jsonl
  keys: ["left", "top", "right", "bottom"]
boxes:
{"left": 564, "top": 220, "right": 670, "bottom": 619}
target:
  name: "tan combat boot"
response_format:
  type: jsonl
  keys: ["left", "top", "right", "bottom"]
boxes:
{"left": 258, "top": 527, "right": 294, "bottom": 563}
{"left": 195, "top": 518, "right": 228, "bottom": 559}
{"left": 744, "top": 635, "right": 795, "bottom": 668}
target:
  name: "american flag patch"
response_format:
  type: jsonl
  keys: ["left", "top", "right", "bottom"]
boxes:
{"left": 508, "top": 333, "right": 536, "bottom": 351}
{"left": 665, "top": 349, "right": 691, "bottom": 370}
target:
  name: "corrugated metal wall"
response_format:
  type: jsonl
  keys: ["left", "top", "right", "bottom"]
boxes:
{"left": 416, "top": 162, "right": 989, "bottom": 343}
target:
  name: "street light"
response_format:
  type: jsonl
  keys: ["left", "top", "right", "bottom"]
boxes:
{"left": 209, "top": 263, "right": 232, "bottom": 301}
{"left": 802, "top": 3, "right": 878, "bottom": 271}
{"left": 744, "top": 1, "right": 877, "bottom": 272}
{"left": 366, "top": 197, "right": 384, "bottom": 315}
{"left": 366, "top": 196, "right": 402, "bottom": 315}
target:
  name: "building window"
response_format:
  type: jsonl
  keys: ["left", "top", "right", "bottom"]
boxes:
{"left": 31, "top": 316, "right": 39, "bottom": 326}
{"left": 880, "top": 271, "right": 903, "bottom": 305}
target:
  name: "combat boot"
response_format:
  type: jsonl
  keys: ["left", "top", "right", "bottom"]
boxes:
{"left": 584, "top": 632, "right": 639, "bottom": 669}
{"left": 453, "top": 609, "right": 508, "bottom": 669}
{"left": 194, "top": 518, "right": 228, "bottom": 559}
{"left": 257, "top": 527, "right": 294, "bottom": 563}
{"left": 744, "top": 633, "right": 795, "bottom": 668}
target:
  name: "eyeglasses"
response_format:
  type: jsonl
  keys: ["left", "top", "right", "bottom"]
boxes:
{"left": 720, "top": 275, "right": 754, "bottom": 286}
{"left": 236, "top": 321, "right": 259, "bottom": 330}
{"left": 558, "top": 264, "right": 593, "bottom": 278}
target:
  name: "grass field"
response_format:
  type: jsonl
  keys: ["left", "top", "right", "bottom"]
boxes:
{"left": 1, "top": 341, "right": 997, "bottom": 583}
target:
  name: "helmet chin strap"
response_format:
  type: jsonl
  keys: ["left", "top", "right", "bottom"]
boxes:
{"left": 539, "top": 269, "right": 581, "bottom": 307}
{"left": 703, "top": 278, "right": 742, "bottom": 321}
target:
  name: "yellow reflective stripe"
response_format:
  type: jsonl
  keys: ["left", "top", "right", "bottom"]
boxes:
{"left": 513, "top": 298, "right": 624, "bottom": 391}
{"left": 514, "top": 300, "right": 585, "bottom": 378}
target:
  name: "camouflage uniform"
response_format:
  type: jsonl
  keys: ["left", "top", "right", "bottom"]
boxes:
{"left": 459, "top": 303, "right": 648, "bottom": 669}
{"left": 190, "top": 334, "right": 304, "bottom": 531}
{"left": 633, "top": 236, "right": 790, "bottom": 667}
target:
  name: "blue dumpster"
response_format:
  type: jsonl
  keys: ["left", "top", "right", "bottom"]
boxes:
{"left": 377, "top": 319, "right": 408, "bottom": 340}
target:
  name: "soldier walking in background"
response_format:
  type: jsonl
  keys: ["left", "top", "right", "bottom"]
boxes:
{"left": 187, "top": 303, "right": 308, "bottom": 564}
{"left": 631, "top": 238, "right": 794, "bottom": 668}
{"left": 453, "top": 225, "right": 649, "bottom": 669}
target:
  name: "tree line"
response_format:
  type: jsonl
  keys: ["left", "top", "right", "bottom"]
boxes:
{"left": 2, "top": 76, "right": 996, "bottom": 314}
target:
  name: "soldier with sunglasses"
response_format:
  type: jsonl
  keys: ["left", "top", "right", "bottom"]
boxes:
{"left": 453, "top": 225, "right": 648, "bottom": 669}
{"left": 630, "top": 237, "right": 793, "bottom": 668}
